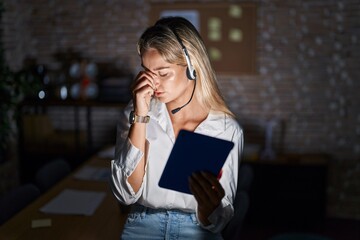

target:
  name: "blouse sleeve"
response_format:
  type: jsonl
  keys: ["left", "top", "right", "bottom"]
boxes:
{"left": 197, "top": 124, "right": 244, "bottom": 233}
{"left": 110, "top": 102, "right": 147, "bottom": 205}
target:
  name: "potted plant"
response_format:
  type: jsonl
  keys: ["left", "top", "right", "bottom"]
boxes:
{"left": 0, "top": 63, "right": 41, "bottom": 163}
{"left": 0, "top": 2, "right": 40, "bottom": 163}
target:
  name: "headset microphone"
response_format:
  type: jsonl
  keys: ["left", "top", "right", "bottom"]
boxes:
{"left": 171, "top": 28, "right": 197, "bottom": 114}
{"left": 171, "top": 80, "right": 196, "bottom": 114}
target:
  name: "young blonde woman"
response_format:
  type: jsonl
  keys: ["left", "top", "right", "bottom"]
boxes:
{"left": 111, "top": 17, "right": 243, "bottom": 239}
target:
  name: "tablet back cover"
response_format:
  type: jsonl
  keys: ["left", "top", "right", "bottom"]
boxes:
{"left": 158, "top": 129, "right": 234, "bottom": 194}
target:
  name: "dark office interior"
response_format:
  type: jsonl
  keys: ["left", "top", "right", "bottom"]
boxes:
{"left": 0, "top": 0, "right": 359, "bottom": 239}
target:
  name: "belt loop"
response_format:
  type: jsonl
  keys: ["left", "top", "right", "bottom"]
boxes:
{"left": 141, "top": 205, "right": 147, "bottom": 218}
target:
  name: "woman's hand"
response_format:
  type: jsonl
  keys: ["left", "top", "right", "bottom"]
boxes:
{"left": 132, "top": 71, "right": 156, "bottom": 116}
{"left": 189, "top": 171, "right": 225, "bottom": 226}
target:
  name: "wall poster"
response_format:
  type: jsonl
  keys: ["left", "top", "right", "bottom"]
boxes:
{"left": 150, "top": 3, "right": 257, "bottom": 75}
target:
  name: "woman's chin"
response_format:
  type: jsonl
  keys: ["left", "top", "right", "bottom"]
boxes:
{"left": 155, "top": 96, "right": 167, "bottom": 103}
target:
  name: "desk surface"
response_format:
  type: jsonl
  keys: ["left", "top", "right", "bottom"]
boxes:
{"left": 0, "top": 157, "right": 127, "bottom": 240}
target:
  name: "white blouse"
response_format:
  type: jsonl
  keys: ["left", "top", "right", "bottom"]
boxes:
{"left": 110, "top": 99, "right": 243, "bottom": 233}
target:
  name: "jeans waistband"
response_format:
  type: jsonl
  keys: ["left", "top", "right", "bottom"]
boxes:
{"left": 130, "top": 204, "right": 194, "bottom": 216}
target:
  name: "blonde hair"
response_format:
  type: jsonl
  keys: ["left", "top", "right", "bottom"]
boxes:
{"left": 137, "top": 17, "right": 235, "bottom": 118}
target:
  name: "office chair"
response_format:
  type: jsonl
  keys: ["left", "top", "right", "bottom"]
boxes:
{"left": 35, "top": 158, "right": 71, "bottom": 192}
{"left": 0, "top": 183, "right": 41, "bottom": 225}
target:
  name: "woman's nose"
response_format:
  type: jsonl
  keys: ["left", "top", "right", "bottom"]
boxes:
{"left": 153, "top": 77, "right": 160, "bottom": 88}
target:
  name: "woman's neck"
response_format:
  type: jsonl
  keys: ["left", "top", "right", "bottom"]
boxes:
{"left": 167, "top": 98, "right": 209, "bottom": 138}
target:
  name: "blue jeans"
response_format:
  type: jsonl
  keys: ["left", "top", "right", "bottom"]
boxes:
{"left": 121, "top": 204, "right": 223, "bottom": 240}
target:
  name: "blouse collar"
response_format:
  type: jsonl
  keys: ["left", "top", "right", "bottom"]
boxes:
{"left": 148, "top": 99, "right": 228, "bottom": 138}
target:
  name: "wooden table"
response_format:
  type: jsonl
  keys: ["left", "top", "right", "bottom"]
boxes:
{"left": 0, "top": 156, "right": 127, "bottom": 239}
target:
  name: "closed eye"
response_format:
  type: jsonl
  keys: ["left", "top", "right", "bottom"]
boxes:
{"left": 159, "top": 72, "right": 168, "bottom": 77}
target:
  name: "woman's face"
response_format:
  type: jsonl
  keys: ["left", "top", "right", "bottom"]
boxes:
{"left": 141, "top": 48, "right": 191, "bottom": 105}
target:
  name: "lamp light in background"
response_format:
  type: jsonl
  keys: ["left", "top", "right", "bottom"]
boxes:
{"left": 69, "top": 61, "right": 98, "bottom": 100}
{"left": 36, "top": 65, "right": 49, "bottom": 100}
{"left": 38, "top": 90, "right": 46, "bottom": 100}
{"left": 60, "top": 85, "right": 68, "bottom": 100}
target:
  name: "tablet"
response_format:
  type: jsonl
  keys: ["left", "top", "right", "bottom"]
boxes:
{"left": 158, "top": 129, "right": 234, "bottom": 194}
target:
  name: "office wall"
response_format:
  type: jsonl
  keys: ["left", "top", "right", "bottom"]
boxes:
{"left": 1, "top": 0, "right": 359, "bottom": 219}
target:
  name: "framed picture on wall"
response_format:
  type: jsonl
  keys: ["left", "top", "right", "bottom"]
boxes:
{"left": 150, "top": 2, "right": 257, "bottom": 75}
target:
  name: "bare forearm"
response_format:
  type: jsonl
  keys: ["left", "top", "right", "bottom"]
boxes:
{"left": 127, "top": 70, "right": 155, "bottom": 193}
{"left": 127, "top": 123, "right": 147, "bottom": 192}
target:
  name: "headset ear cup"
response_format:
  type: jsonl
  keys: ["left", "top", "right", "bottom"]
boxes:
{"left": 186, "top": 67, "right": 196, "bottom": 80}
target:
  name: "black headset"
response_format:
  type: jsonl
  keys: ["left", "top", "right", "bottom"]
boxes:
{"left": 171, "top": 29, "right": 197, "bottom": 81}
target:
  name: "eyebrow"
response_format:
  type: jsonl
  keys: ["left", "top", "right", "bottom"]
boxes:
{"left": 141, "top": 63, "right": 171, "bottom": 72}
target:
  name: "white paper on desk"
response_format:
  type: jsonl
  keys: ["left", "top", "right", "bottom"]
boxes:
{"left": 40, "top": 189, "right": 106, "bottom": 216}
{"left": 73, "top": 166, "right": 110, "bottom": 181}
